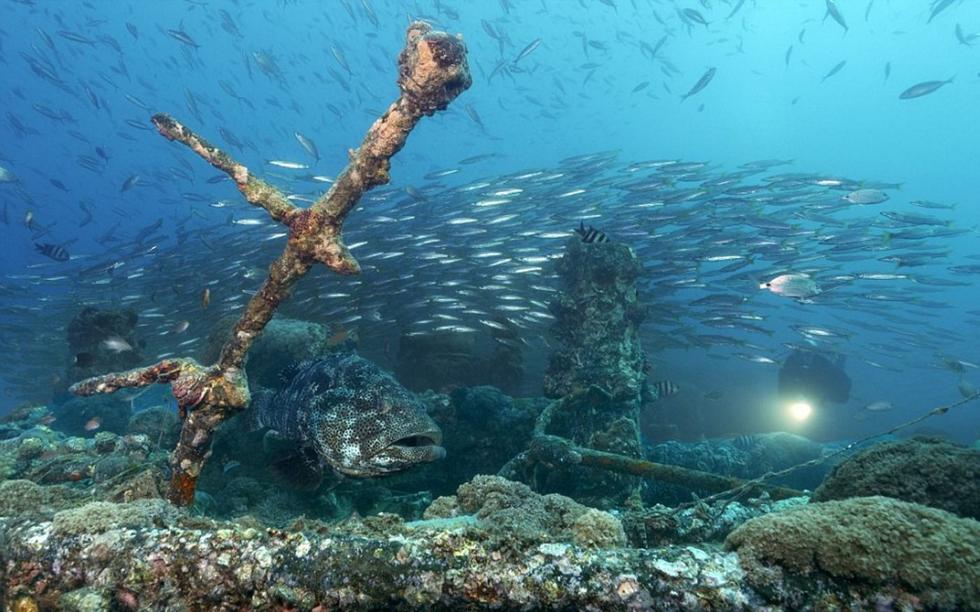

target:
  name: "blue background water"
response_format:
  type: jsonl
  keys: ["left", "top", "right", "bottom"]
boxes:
{"left": 1, "top": 0, "right": 977, "bottom": 443}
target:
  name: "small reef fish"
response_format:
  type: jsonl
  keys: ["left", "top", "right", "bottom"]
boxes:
{"left": 166, "top": 28, "right": 200, "bottom": 48}
{"left": 650, "top": 379, "right": 680, "bottom": 399}
{"left": 73, "top": 352, "right": 97, "bottom": 368}
{"left": 101, "top": 336, "right": 134, "bottom": 353}
{"left": 575, "top": 221, "right": 608, "bottom": 244}
{"left": 513, "top": 38, "right": 542, "bottom": 64}
{"left": 267, "top": 160, "right": 309, "bottom": 169}
{"left": 201, "top": 287, "right": 211, "bottom": 309}
{"left": 35, "top": 243, "right": 70, "bottom": 262}
{"left": 824, "top": 0, "right": 848, "bottom": 32}
{"left": 732, "top": 434, "right": 756, "bottom": 450}
{"left": 294, "top": 131, "right": 319, "bottom": 161}
{"left": 761, "top": 273, "right": 821, "bottom": 299}
{"left": 0, "top": 164, "right": 18, "bottom": 183}
{"left": 84, "top": 416, "right": 102, "bottom": 431}
{"left": 862, "top": 400, "right": 894, "bottom": 412}
{"left": 958, "top": 378, "right": 977, "bottom": 398}
{"left": 249, "top": 351, "right": 444, "bottom": 482}
{"left": 120, "top": 174, "right": 140, "bottom": 192}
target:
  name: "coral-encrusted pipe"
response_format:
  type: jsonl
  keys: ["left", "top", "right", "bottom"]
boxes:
{"left": 70, "top": 22, "right": 471, "bottom": 506}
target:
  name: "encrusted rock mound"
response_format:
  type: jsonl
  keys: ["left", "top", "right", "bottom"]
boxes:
{"left": 726, "top": 496, "right": 980, "bottom": 610}
{"left": 813, "top": 437, "right": 980, "bottom": 519}
{"left": 423, "top": 474, "right": 626, "bottom": 548}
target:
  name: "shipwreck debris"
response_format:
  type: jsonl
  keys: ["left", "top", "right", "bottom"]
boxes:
{"left": 70, "top": 22, "right": 472, "bottom": 506}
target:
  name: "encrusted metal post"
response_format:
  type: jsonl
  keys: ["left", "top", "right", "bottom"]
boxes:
{"left": 71, "top": 22, "right": 472, "bottom": 506}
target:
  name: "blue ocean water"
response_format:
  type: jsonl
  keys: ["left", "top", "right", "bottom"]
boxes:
{"left": 0, "top": 0, "right": 978, "bottom": 445}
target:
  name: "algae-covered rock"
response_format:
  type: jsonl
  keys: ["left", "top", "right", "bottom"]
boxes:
{"left": 623, "top": 496, "right": 809, "bottom": 548}
{"left": 424, "top": 474, "right": 626, "bottom": 548}
{"left": 107, "top": 468, "right": 165, "bottom": 503}
{"left": 92, "top": 454, "right": 138, "bottom": 484}
{"left": 125, "top": 405, "right": 180, "bottom": 449}
{"left": 570, "top": 508, "right": 627, "bottom": 548}
{"left": 813, "top": 437, "right": 980, "bottom": 519}
{"left": 92, "top": 431, "right": 118, "bottom": 454}
{"left": 0, "top": 480, "right": 47, "bottom": 516}
{"left": 0, "top": 480, "right": 87, "bottom": 516}
{"left": 16, "top": 436, "right": 46, "bottom": 460}
{"left": 52, "top": 499, "right": 180, "bottom": 535}
{"left": 726, "top": 496, "right": 980, "bottom": 610}
{"left": 58, "top": 587, "right": 110, "bottom": 612}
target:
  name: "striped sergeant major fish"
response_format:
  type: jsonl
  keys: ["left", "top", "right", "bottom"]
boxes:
{"left": 650, "top": 379, "right": 680, "bottom": 399}
{"left": 732, "top": 434, "right": 757, "bottom": 451}
{"left": 575, "top": 221, "right": 608, "bottom": 244}
{"left": 35, "top": 242, "right": 70, "bottom": 262}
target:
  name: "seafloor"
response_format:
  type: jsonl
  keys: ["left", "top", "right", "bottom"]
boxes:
{"left": 1, "top": 392, "right": 978, "bottom": 611}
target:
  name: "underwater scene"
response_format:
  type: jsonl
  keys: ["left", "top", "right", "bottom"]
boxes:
{"left": 1, "top": 0, "right": 979, "bottom": 609}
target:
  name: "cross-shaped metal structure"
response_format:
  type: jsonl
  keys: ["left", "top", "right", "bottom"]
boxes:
{"left": 71, "top": 22, "right": 472, "bottom": 506}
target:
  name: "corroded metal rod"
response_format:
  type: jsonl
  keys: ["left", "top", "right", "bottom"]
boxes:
{"left": 499, "top": 434, "right": 805, "bottom": 501}
{"left": 71, "top": 22, "right": 472, "bottom": 506}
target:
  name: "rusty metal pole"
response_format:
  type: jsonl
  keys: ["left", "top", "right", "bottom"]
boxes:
{"left": 71, "top": 22, "right": 472, "bottom": 506}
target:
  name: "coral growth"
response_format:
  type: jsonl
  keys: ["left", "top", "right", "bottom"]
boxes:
{"left": 813, "top": 437, "right": 980, "bottom": 519}
{"left": 68, "top": 21, "right": 473, "bottom": 506}
{"left": 52, "top": 499, "right": 178, "bottom": 535}
{"left": 726, "top": 496, "right": 980, "bottom": 610}
{"left": 423, "top": 474, "right": 626, "bottom": 548}
{"left": 645, "top": 432, "right": 827, "bottom": 504}
{"left": 544, "top": 237, "right": 647, "bottom": 401}
{"left": 623, "top": 496, "right": 809, "bottom": 547}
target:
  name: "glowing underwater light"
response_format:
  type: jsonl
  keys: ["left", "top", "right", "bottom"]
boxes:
{"left": 788, "top": 400, "right": 813, "bottom": 422}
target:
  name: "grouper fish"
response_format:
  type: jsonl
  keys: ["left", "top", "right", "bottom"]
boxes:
{"left": 250, "top": 351, "right": 445, "bottom": 482}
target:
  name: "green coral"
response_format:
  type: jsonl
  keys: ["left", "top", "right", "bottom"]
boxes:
{"left": 0, "top": 480, "right": 87, "bottom": 516}
{"left": 52, "top": 499, "right": 179, "bottom": 535}
{"left": 424, "top": 475, "right": 625, "bottom": 548}
{"left": 570, "top": 508, "right": 627, "bottom": 548}
{"left": 0, "top": 480, "right": 47, "bottom": 516}
{"left": 58, "top": 587, "right": 110, "bottom": 612}
{"left": 813, "top": 437, "right": 980, "bottom": 519}
{"left": 16, "top": 437, "right": 46, "bottom": 460}
{"left": 726, "top": 496, "right": 980, "bottom": 609}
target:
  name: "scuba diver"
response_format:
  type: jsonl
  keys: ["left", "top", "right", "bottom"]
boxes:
{"left": 778, "top": 349, "right": 852, "bottom": 407}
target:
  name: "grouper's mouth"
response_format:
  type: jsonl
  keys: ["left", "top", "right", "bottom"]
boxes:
{"left": 390, "top": 429, "right": 446, "bottom": 462}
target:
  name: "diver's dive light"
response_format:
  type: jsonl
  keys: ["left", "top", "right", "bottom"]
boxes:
{"left": 788, "top": 399, "right": 813, "bottom": 422}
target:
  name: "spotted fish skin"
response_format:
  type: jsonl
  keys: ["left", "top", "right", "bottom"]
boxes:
{"left": 252, "top": 351, "right": 445, "bottom": 477}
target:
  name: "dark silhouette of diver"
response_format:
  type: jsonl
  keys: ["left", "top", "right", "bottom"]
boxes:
{"left": 778, "top": 350, "right": 852, "bottom": 406}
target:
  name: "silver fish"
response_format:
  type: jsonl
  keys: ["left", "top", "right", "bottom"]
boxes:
{"left": 682, "top": 67, "right": 716, "bottom": 100}
{"left": 899, "top": 79, "right": 953, "bottom": 99}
